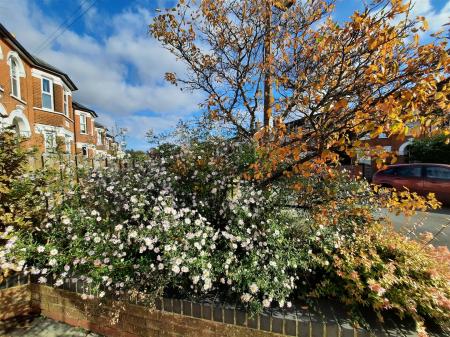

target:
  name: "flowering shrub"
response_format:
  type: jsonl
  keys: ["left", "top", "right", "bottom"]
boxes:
{"left": 1, "top": 137, "right": 449, "bottom": 334}
{"left": 3, "top": 139, "right": 301, "bottom": 311}
{"left": 303, "top": 220, "right": 450, "bottom": 334}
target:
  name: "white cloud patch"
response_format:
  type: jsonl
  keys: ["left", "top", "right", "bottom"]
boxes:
{"left": 0, "top": 0, "right": 201, "bottom": 149}
{"left": 411, "top": 0, "right": 450, "bottom": 32}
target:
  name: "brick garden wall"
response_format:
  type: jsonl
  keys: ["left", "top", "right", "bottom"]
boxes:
{"left": 0, "top": 285, "right": 33, "bottom": 320}
{"left": 1, "top": 275, "right": 414, "bottom": 337}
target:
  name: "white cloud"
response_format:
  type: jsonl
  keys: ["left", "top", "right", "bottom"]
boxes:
{"left": 411, "top": 0, "right": 450, "bottom": 32}
{"left": 0, "top": 0, "right": 201, "bottom": 149}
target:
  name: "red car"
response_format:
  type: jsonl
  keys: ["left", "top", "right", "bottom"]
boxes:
{"left": 372, "top": 163, "right": 450, "bottom": 205}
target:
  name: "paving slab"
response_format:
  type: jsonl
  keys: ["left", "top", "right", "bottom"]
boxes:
{"left": 0, "top": 315, "right": 102, "bottom": 337}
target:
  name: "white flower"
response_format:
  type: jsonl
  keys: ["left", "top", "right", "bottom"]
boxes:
{"left": 37, "top": 246, "right": 45, "bottom": 253}
{"left": 286, "top": 301, "right": 292, "bottom": 308}
{"left": 99, "top": 291, "right": 105, "bottom": 298}
{"left": 192, "top": 276, "right": 200, "bottom": 284}
{"left": 262, "top": 298, "right": 271, "bottom": 308}
{"left": 184, "top": 218, "right": 191, "bottom": 225}
{"left": 48, "top": 259, "right": 57, "bottom": 266}
{"left": 38, "top": 277, "right": 47, "bottom": 284}
{"left": 55, "top": 279, "right": 64, "bottom": 287}
{"left": 249, "top": 283, "right": 259, "bottom": 294}
{"left": 181, "top": 266, "right": 189, "bottom": 273}
{"left": 64, "top": 265, "right": 70, "bottom": 272}
{"left": 172, "top": 265, "right": 180, "bottom": 274}
{"left": 50, "top": 249, "right": 58, "bottom": 256}
{"left": 241, "top": 293, "right": 252, "bottom": 302}
{"left": 158, "top": 263, "right": 164, "bottom": 270}
{"left": 203, "top": 278, "right": 212, "bottom": 290}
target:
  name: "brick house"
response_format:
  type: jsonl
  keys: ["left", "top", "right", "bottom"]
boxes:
{"left": 0, "top": 23, "right": 120, "bottom": 159}
{"left": 94, "top": 122, "right": 108, "bottom": 157}
{"left": 73, "top": 101, "right": 98, "bottom": 158}
{"left": 358, "top": 134, "right": 414, "bottom": 179}
{"left": 0, "top": 23, "right": 78, "bottom": 155}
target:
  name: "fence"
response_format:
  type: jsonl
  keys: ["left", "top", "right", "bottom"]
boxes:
{"left": 28, "top": 153, "right": 124, "bottom": 171}
{"left": 0, "top": 273, "right": 423, "bottom": 337}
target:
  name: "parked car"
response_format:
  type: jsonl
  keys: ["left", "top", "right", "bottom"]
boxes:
{"left": 372, "top": 163, "right": 450, "bottom": 205}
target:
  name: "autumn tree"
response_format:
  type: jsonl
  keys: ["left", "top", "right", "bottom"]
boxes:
{"left": 151, "top": 0, "right": 449, "bottom": 182}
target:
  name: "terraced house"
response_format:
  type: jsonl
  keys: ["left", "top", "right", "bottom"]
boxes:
{"left": 0, "top": 23, "right": 119, "bottom": 159}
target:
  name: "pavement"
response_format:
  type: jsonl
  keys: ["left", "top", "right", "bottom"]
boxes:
{"left": 0, "top": 315, "right": 101, "bottom": 337}
{"left": 384, "top": 207, "right": 450, "bottom": 248}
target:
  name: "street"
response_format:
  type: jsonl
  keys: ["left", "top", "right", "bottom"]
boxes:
{"left": 384, "top": 207, "right": 450, "bottom": 248}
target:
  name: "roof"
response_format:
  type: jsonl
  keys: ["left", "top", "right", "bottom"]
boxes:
{"left": 0, "top": 23, "right": 77, "bottom": 91}
{"left": 72, "top": 101, "right": 98, "bottom": 117}
{"left": 94, "top": 121, "right": 106, "bottom": 129}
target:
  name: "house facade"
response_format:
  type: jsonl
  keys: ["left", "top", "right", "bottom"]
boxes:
{"left": 0, "top": 23, "right": 120, "bottom": 159}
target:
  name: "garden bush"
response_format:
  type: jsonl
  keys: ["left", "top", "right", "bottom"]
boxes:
{"left": 1, "top": 136, "right": 449, "bottom": 334}
{"left": 408, "top": 134, "right": 450, "bottom": 164}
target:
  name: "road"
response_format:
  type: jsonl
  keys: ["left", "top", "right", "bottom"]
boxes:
{"left": 384, "top": 207, "right": 450, "bottom": 248}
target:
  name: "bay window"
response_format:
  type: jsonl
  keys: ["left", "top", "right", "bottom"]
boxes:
{"left": 63, "top": 89, "right": 69, "bottom": 116}
{"left": 42, "top": 78, "right": 54, "bottom": 110}
{"left": 80, "top": 114, "right": 87, "bottom": 134}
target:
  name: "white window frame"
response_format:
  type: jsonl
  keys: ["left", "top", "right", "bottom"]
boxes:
{"left": 44, "top": 131, "right": 57, "bottom": 153}
{"left": 10, "top": 58, "right": 21, "bottom": 99}
{"left": 80, "top": 114, "right": 87, "bottom": 134}
{"left": 65, "top": 138, "right": 71, "bottom": 154}
{"left": 41, "top": 77, "right": 54, "bottom": 111}
{"left": 63, "top": 89, "right": 69, "bottom": 116}
{"left": 97, "top": 130, "right": 102, "bottom": 145}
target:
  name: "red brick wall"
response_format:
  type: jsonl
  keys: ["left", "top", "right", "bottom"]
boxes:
{"left": 32, "top": 77, "right": 42, "bottom": 108}
{"left": 53, "top": 84, "right": 63, "bottom": 113}
{"left": 30, "top": 285, "right": 288, "bottom": 337}
{"left": 0, "top": 285, "right": 34, "bottom": 320}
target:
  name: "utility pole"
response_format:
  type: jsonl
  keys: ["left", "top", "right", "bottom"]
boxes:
{"left": 263, "top": 0, "right": 272, "bottom": 128}
{"left": 263, "top": 0, "right": 295, "bottom": 128}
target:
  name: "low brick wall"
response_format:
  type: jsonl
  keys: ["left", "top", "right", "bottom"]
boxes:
{"left": 0, "top": 285, "right": 33, "bottom": 320}
{"left": 1, "top": 274, "right": 417, "bottom": 337}
{"left": 0, "top": 274, "right": 35, "bottom": 320}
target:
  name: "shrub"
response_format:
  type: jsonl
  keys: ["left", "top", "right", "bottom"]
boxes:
{"left": 408, "top": 134, "right": 450, "bottom": 164}
{"left": 0, "top": 129, "right": 77, "bottom": 279}
{"left": 1, "top": 137, "right": 449, "bottom": 334}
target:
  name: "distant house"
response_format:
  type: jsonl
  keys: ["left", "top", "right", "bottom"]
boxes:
{"left": 73, "top": 101, "right": 98, "bottom": 158}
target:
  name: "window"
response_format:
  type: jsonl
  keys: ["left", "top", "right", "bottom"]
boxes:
{"left": 80, "top": 114, "right": 87, "bottom": 134}
{"left": 380, "top": 168, "right": 396, "bottom": 176}
{"left": 97, "top": 130, "right": 102, "bottom": 145}
{"left": 10, "top": 58, "right": 20, "bottom": 98}
{"left": 65, "top": 137, "right": 72, "bottom": 154}
{"left": 397, "top": 166, "right": 422, "bottom": 178}
{"left": 42, "top": 78, "right": 54, "bottom": 110}
{"left": 63, "top": 90, "right": 69, "bottom": 116}
{"left": 44, "top": 131, "right": 56, "bottom": 152}
{"left": 426, "top": 166, "right": 450, "bottom": 180}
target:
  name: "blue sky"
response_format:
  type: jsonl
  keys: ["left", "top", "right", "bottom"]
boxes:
{"left": 0, "top": 0, "right": 448, "bottom": 150}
